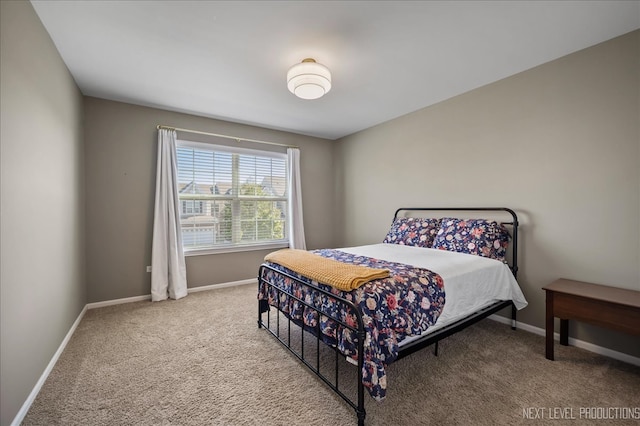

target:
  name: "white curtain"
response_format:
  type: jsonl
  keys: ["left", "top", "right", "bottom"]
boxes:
{"left": 287, "top": 148, "right": 306, "bottom": 250}
{"left": 151, "top": 129, "right": 188, "bottom": 301}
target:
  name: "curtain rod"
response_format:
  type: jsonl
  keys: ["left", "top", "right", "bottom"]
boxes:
{"left": 156, "top": 125, "right": 299, "bottom": 149}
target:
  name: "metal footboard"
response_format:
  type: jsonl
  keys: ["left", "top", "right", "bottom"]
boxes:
{"left": 258, "top": 264, "right": 367, "bottom": 425}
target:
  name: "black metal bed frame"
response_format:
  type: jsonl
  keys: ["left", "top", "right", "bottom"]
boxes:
{"left": 257, "top": 207, "right": 520, "bottom": 426}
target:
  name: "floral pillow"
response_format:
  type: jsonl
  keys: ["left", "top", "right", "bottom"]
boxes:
{"left": 432, "top": 218, "right": 511, "bottom": 262}
{"left": 383, "top": 217, "right": 442, "bottom": 248}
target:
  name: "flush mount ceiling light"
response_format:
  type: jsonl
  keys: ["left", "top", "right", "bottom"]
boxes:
{"left": 287, "top": 58, "right": 331, "bottom": 100}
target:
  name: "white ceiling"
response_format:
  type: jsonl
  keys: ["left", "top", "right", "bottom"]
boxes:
{"left": 31, "top": 1, "right": 639, "bottom": 140}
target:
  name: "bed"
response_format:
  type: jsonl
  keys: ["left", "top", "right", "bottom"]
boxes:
{"left": 257, "top": 207, "right": 528, "bottom": 425}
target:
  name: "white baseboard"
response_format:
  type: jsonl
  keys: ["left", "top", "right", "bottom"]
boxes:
{"left": 188, "top": 278, "right": 257, "bottom": 293}
{"left": 489, "top": 314, "right": 640, "bottom": 367}
{"left": 86, "top": 294, "right": 151, "bottom": 309}
{"left": 11, "top": 305, "right": 88, "bottom": 426}
{"left": 85, "top": 278, "right": 258, "bottom": 309}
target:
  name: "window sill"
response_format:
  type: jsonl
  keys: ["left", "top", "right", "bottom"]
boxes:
{"left": 184, "top": 242, "right": 289, "bottom": 256}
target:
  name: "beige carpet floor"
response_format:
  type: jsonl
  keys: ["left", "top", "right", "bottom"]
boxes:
{"left": 23, "top": 284, "right": 639, "bottom": 425}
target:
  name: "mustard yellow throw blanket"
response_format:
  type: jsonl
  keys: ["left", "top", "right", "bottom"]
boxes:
{"left": 264, "top": 249, "right": 390, "bottom": 291}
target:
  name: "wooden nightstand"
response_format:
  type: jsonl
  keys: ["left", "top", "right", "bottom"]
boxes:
{"left": 542, "top": 278, "right": 640, "bottom": 360}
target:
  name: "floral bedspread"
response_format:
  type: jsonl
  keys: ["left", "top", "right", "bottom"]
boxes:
{"left": 258, "top": 249, "right": 445, "bottom": 401}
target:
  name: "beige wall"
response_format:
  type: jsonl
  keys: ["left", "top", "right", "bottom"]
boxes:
{"left": 0, "top": 1, "right": 86, "bottom": 424}
{"left": 335, "top": 31, "right": 640, "bottom": 357}
{"left": 84, "top": 98, "right": 335, "bottom": 302}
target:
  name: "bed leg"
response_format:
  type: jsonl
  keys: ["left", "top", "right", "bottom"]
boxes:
{"left": 257, "top": 278, "right": 264, "bottom": 329}
{"left": 433, "top": 341, "right": 439, "bottom": 357}
{"left": 257, "top": 276, "right": 261, "bottom": 329}
{"left": 511, "top": 304, "right": 517, "bottom": 330}
{"left": 357, "top": 329, "right": 366, "bottom": 426}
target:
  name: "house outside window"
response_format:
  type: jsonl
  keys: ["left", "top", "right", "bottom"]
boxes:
{"left": 176, "top": 140, "right": 288, "bottom": 254}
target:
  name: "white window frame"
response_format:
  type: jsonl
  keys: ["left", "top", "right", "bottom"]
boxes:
{"left": 176, "top": 140, "right": 289, "bottom": 255}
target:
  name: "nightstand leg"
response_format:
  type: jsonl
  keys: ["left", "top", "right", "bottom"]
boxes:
{"left": 560, "top": 319, "right": 569, "bottom": 346}
{"left": 545, "top": 291, "right": 555, "bottom": 360}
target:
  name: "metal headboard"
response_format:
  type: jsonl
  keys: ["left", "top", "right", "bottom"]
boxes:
{"left": 392, "top": 207, "right": 519, "bottom": 279}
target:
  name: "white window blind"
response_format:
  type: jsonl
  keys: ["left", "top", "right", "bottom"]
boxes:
{"left": 176, "top": 141, "right": 288, "bottom": 253}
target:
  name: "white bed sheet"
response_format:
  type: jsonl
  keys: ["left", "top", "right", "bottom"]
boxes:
{"left": 338, "top": 243, "right": 528, "bottom": 347}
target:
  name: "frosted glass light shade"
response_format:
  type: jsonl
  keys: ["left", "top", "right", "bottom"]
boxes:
{"left": 287, "top": 58, "right": 331, "bottom": 100}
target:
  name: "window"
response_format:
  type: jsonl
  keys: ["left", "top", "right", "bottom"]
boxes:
{"left": 176, "top": 140, "right": 288, "bottom": 253}
{"left": 181, "top": 200, "right": 204, "bottom": 215}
